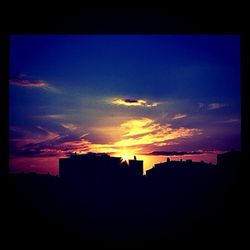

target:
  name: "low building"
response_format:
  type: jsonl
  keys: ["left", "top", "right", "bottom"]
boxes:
{"left": 146, "top": 157, "right": 214, "bottom": 178}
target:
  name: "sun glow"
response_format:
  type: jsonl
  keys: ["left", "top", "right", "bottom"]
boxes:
{"left": 121, "top": 153, "right": 130, "bottom": 163}
{"left": 116, "top": 149, "right": 135, "bottom": 163}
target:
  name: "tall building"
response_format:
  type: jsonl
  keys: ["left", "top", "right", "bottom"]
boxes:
{"left": 60, "top": 153, "right": 123, "bottom": 179}
{"left": 128, "top": 159, "right": 143, "bottom": 177}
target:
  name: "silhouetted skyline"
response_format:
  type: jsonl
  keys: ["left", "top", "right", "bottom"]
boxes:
{"left": 5, "top": 150, "right": 242, "bottom": 242}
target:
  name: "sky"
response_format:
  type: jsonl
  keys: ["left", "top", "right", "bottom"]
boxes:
{"left": 9, "top": 35, "right": 241, "bottom": 175}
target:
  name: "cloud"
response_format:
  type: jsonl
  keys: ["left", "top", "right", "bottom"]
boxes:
{"left": 207, "top": 103, "right": 227, "bottom": 110}
{"left": 84, "top": 118, "right": 201, "bottom": 155}
{"left": 10, "top": 147, "right": 60, "bottom": 158}
{"left": 61, "top": 123, "right": 78, "bottom": 131}
{"left": 10, "top": 126, "right": 61, "bottom": 147}
{"left": 112, "top": 98, "right": 158, "bottom": 107}
{"left": 10, "top": 74, "right": 59, "bottom": 92}
{"left": 10, "top": 77, "right": 48, "bottom": 88}
{"left": 35, "top": 126, "right": 61, "bottom": 141}
{"left": 10, "top": 126, "right": 65, "bottom": 157}
{"left": 202, "top": 150, "right": 228, "bottom": 154}
{"left": 10, "top": 117, "right": 202, "bottom": 160}
{"left": 120, "top": 118, "right": 158, "bottom": 137}
{"left": 80, "top": 133, "right": 89, "bottom": 138}
{"left": 10, "top": 125, "right": 91, "bottom": 158}
{"left": 32, "top": 114, "right": 66, "bottom": 121}
{"left": 59, "top": 139, "right": 91, "bottom": 153}
{"left": 198, "top": 102, "right": 228, "bottom": 111}
{"left": 223, "top": 118, "right": 240, "bottom": 123}
{"left": 113, "top": 126, "right": 201, "bottom": 148}
{"left": 45, "top": 114, "right": 65, "bottom": 119}
{"left": 148, "top": 151, "right": 204, "bottom": 156}
{"left": 172, "top": 113, "right": 187, "bottom": 120}
{"left": 93, "top": 118, "right": 202, "bottom": 149}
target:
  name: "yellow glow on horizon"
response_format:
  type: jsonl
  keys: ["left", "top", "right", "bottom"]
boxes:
{"left": 113, "top": 148, "right": 136, "bottom": 164}
{"left": 121, "top": 153, "right": 130, "bottom": 163}
{"left": 55, "top": 117, "right": 202, "bottom": 173}
{"left": 86, "top": 118, "right": 201, "bottom": 154}
{"left": 120, "top": 118, "right": 157, "bottom": 137}
{"left": 138, "top": 154, "right": 166, "bottom": 174}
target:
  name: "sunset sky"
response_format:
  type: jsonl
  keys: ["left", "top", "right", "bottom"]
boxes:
{"left": 9, "top": 35, "right": 241, "bottom": 175}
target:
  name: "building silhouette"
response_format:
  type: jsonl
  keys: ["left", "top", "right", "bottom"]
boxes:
{"left": 217, "top": 150, "right": 241, "bottom": 169}
{"left": 146, "top": 157, "right": 215, "bottom": 178}
{"left": 6, "top": 151, "right": 242, "bottom": 242}
{"left": 217, "top": 150, "right": 241, "bottom": 179}
{"left": 59, "top": 152, "right": 143, "bottom": 194}
{"left": 128, "top": 159, "right": 143, "bottom": 177}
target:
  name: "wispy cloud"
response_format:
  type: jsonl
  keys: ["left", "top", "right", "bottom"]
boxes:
{"left": 113, "top": 126, "right": 201, "bottom": 148}
{"left": 202, "top": 150, "right": 228, "bottom": 154}
{"left": 45, "top": 114, "right": 65, "bottom": 119}
{"left": 80, "top": 133, "right": 89, "bottom": 138}
{"left": 83, "top": 118, "right": 201, "bottom": 156}
{"left": 120, "top": 118, "right": 158, "bottom": 137}
{"left": 207, "top": 103, "right": 227, "bottom": 110}
{"left": 10, "top": 124, "right": 91, "bottom": 158}
{"left": 60, "top": 139, "right": 91, "bottom": 153}
{"left": 112, "top": 98, "right": 158, "bottom": 107}
{"left": 198, "top": 102, "right": 228, "bottom": 110}
{"left": 148, "top": 151, "right": 204, "bottom": 156}
{"left": 172, "top": 113, "right": 187, "bottom": 120}
{"left": 10, "top": 74, "right": 59, "bottom": 92}
{"left": 93, "top": 118, "right": 202, "bottom": 149}
{"left": 10, "top": 117, "right": 202, "bottom": 160}
{"left": 10, "top": 126, "right": 64, "bottom": 157}
{"left": 10, "top": 126, "right": 61, "bottom": 147}
{"left": 223, "top": 118, "right": 240, "bottom": 123}
{"left": 61, "top": 123, "right": 78, "bottom": 131}
{"left": 10, "top": 76, "right": 48, "bottom": 88}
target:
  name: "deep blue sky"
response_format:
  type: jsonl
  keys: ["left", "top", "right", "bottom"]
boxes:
{"left": 10, "top": 35, "right": 240, "bottom": 99}
{"left": 9, "top": 35, "right": 241, "bottom": 174}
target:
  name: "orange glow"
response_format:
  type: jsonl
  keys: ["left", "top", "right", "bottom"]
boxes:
{"left": 138, "top": 154, "right": 166, "bottom": 174}
{"left": 113, "top": 148, "right": 136, "bottom": 164}
{"left": 120, "top": 118, "right": 157, "bottom": 137}
{"left": 69, "top": 117, "right": 202, "bottom": 156}
{"left": 121, "top": 153, "right": 130, "bottom": 163}
{"left": 10, "top": 116, "right": 204, "bottom": 175}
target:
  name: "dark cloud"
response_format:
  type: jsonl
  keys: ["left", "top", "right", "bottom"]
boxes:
{"left": 112, "top": 98, "right": 158, "bottom": 107}
{"left": 10, "top": 133, "right": 90, "bottom": 158}
{"left": 124, "top": 99, "right": 139, "bottom": 103}
{"left": 10, "top": 146, "right": 58, "bottom": 158}
{"left": 148, "top": 151, "right": 204, "bottom": 156}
